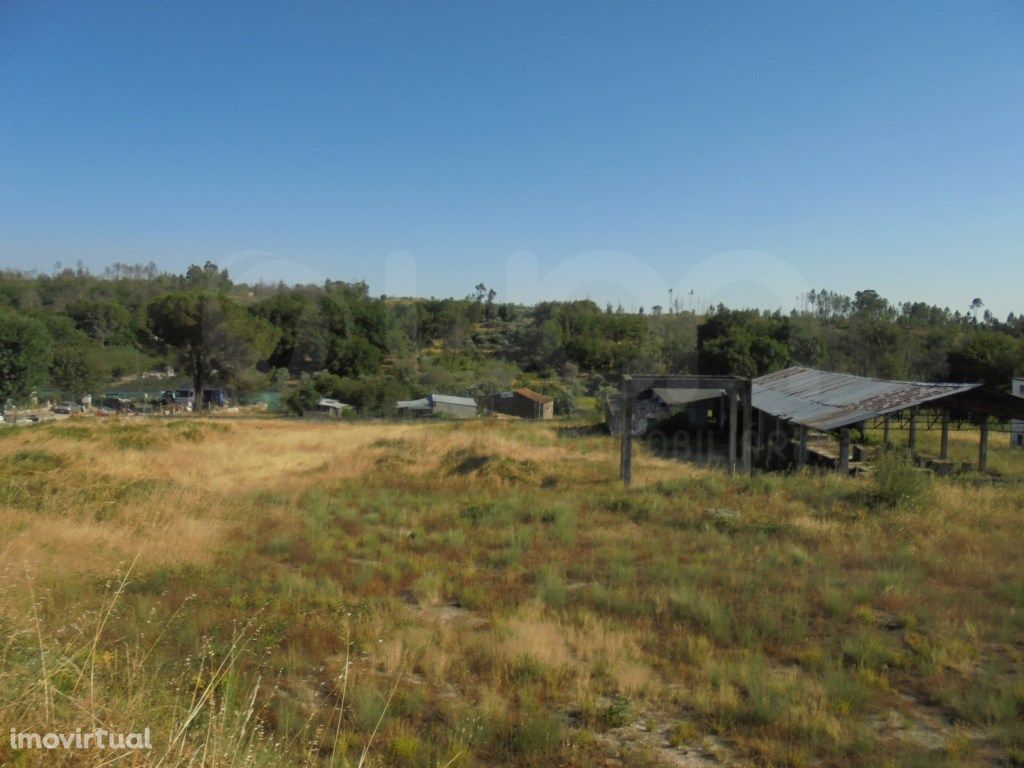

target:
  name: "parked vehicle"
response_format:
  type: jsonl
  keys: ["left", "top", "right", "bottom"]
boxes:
{"left": 203, "top": 389, "right": 228, "bottom": 407}
{"left": 101, "top": 395, "right": 133, "bottom": 411}
{"left": 52, "top": 402, "right": 85, "bottom": 415}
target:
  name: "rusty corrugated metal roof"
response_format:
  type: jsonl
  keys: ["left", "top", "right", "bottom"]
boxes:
{"left": 514, "top": 388, "right": 554, "bottom": 404}
{"left": 753, "top": 367, "right": 981, "bottom": 431}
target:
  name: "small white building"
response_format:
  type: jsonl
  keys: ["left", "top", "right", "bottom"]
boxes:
{"left": 303, "top": 398, "right": 353, "bottom": 419}
{"left": 396, "top": 394, "right": 477, "bottom": 419}
{"left": 1012, "top": 378, "right": 1024, "bottom": 448}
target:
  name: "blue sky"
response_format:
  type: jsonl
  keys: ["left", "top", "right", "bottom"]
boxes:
{"left": 1, "top": 1, "right": 1022, "bottom": 316}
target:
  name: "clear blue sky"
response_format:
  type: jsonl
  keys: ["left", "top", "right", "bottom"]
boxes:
{"left": 2, "top": 1, "right": 1022, "bottom": 316}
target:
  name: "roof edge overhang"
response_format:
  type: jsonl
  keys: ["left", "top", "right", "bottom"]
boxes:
{"left": 753, "top": 366, "right": 987, "bottom": 431}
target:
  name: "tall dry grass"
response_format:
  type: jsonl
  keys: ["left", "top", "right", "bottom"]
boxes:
{"left": 0, "top": 415, "right": 1021, "bottom": 766}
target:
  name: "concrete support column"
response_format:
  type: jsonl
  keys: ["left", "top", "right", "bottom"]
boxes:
{"left": 908, "top": 410, "right": 918, "bottom": 453}
{"left": 940, "top": 410, "right": 950, "bottom": 460}
{"left": 757, "top": 410, "right": 766, "bottom": 451}
{"left": 979, "top": 419, "right": 989, "bottom": 473}
{"left": 742, "top": 383, "right": 753, "bottom": 476}
{"left": 728, "top": 390, "right": 738, "bottom": 477}
{"left": 798, "top": 426, "right": 808, "bottom": 469}
{"left": 839, "top": 428, "right": 850, "bottom": 475}
{"left": 620, "top": 400, "right": 633, "bottom": 486}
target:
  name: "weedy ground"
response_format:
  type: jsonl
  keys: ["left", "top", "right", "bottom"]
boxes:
{"left": 0, "top": 416, "right": 1022, "bottom": 767}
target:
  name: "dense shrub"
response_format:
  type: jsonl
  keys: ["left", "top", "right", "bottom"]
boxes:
{"left": 873, "top": 450, "right": 931, "bottom": 509}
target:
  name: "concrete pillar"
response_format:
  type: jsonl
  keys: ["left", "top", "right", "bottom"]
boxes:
{"left": 839, "top": 428, "right": 850, "bottom": 474}
{"left": 727, "top": 391, "right": 738, "bottom": 476}
{"left": 757, "top": 410, "right": 766, "bottom": 451}
{"left": 798, "top": 426, "right": 808, "bottom": 469}
{"left": 979, "top": 420, "right": 989, "bottom": 473}
{"left": 742, "top": 383, "right": 753, "bottom": 476}
{"left": 620, "top": 400, "right": 633, "bottom": 486}
{"left": 908, "top": 410, "right": 918, "bottom": 453}
{"left": 940, "top": 410, "right": 950, "bottom": 460}
{"left": 883, "top": 415, "right": 891, "bottom": 448}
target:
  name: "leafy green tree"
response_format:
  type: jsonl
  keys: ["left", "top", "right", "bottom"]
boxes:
{"left": 184, "top": 262, "right": 232, "bottom": 290}
{"left": 700, "top": 330, "right": 790, "bottom": 377}
{"left": 49, "top": 342, "right": 106, "bottom": 396}
{"left": 328, "top": 336, "right": 382, "bottom": 377}
{"left": 552, "top": 387, "right": 578, "bottom": 415}
{"left": 0, "top": 308, "right": 51, "bottom": 402}
{"left": 852, "top": 289, "right": 893, "bottom": 321}
{"left": 148, "top": 293, "right": 279, "bottom": 406}
{"left": 285, "top": 371, "right": 345, "bottom": 414}
{"left": 250, "top": 291, "right": 318, "bottom": 370}
{"left": 66, "top": 299, "right": 136, "bottom": 345}
{"left": 697, "top": 309, "right": 791, "bottom": 376}
{"left": 947, "top": 331, "right": 1022, "bottom": 387}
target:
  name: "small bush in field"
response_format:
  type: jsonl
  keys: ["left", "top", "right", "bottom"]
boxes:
{"left": 667, "top": 720, "right": 698, "bottom": 748}
{"left": 537, "top": 566, "right": 567, "bottom": 609}
{"left": 388, "top": 733, "right": 426, "bottom": 767}
{"left": 598, "top": 694, "right": 633, "bottom": 729}
{"left": 873, "top": 450, "right": 931, "bottom": 509}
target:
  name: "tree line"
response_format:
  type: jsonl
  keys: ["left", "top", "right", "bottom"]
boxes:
{"left": 1, "top": 265, "right": 1021, "bottom": 414}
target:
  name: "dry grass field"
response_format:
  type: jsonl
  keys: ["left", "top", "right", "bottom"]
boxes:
{"left": 0, "top": 416, "right": 1022, "bottom": 767}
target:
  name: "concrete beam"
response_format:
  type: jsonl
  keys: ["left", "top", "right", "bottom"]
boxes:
{"left": 620, "top": 401, "right": 633, "bottom": 486}
{"left": 979, "top": 419, "right": 989, "bottom": 473}
{"left": 741, "top": 382, "right": 752, "bottom": 476}
{"left": 728, "top": 390, "right": 738, "bottom": 477}
{"left": 940, "top": 410, "right": 950, "bottom": 460}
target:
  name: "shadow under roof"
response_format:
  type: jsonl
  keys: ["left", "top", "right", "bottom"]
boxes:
{"left": 650, "top": 387, "right": 726, "bottom": 406}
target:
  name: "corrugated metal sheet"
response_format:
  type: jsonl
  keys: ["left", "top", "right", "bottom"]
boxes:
{"left": 651, "top": 387, "right": 725, "bottom": 406}
{"left": 430, "top": 394, "right": 477, "bottom": 407}
{"left": 396, "top": 398, "right": 431, "bottom": 410}
{"left": 753, "top": 367, "right": 980, "bottom": 431}
{"left": 317, "top": 398, "right": 350, "bottom": 410}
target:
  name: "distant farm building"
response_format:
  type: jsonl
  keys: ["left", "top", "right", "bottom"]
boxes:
{"left": 613, "top": 367, "right": 1024, "bottom": 483}
{"left": 481, "top": 388, "right": 554, "bottom": 419}
{"left": 303, "top": 398, "right": 353, "bottom": 419}
{"left": 396, "top": 394, "right": 477, "bottom": 419}
{"left": 1012, "top": 378, "right": 1024, "bottom": 448}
